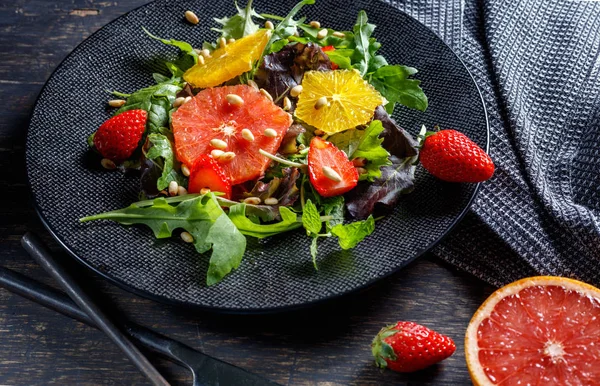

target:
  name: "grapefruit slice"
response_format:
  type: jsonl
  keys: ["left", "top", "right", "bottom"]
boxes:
{"left": 171, "top": 84, "right": 292, "bottom": 185}
{"left": 465, "top": 276, "right": 600, "bottom": 385}
{"left": 183, "top": 29, "right": 270, "bottom": 88}
{"left": 294, "top": 70, "right": 383, "bottom": 135}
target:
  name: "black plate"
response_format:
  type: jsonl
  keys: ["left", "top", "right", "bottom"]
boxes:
{"left": 26, "top": 0, "right": 488, "bottom": 312}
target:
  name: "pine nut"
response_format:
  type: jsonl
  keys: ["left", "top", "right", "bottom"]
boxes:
{"left": 356, "top": 167, "right": 367, "bottom": 175}
{"left": 201, "top": 49, "right": 211, "bottom": 58}
{"left": 211, "top": 149, "right": 225, "bottom": 158}
{"left": 181, "top": 164, "right": 191, "bottom": 177}
{"left": 317, "top": 29, "right": 328, "bottom": 40}
{"left": 290, "top": 85, "right": 303, "bottom": 97}
{"left": 314, "top": 96, "right": 328, "bottom": 110}
{"left": 265, "top": 20, "right": 274, "bottom": 30}
{"left": 177, "top": 186, "right": 188, "bottom": 196}
{"left": 241, "top": 128, "right": 255, "bottom": 141}
{"left": 219, "top": 37, "right": 227, "bottom": 48}
{"left": 101, "top": 158, "right": 116, "bottom": 170}
{"left": 293, "top": 30, "right": 300, "bottom": 37}
{"left": 309, "top": 21, "right": 321, "bottom": 29}
{"left": 263, "top": 128, "right": 277, "bottom": 138}
{"left": 168, "top": 181, "right": 179, "bottom": 196}
{"left": 194, "top": 48, "right": 202, "bottom": 55}
{"left": 352, "top": 157, "right": 367, "bottom": 167}
{"left": 332, "top": 31, "right": 345, "bottom": 38}
{"left": 226, "top": 94, "right": 244, "bottom": 106}
{"left": 314, "top": 129, "right": 324, "bottom": 136}
{"left": 322, "top": 166, "right": 342, "bottom": 182}
{"left": 181, "top": 231, "right": 194, "bottom": 243}
{"left": 197, "top": 54, "right": 205, "bottom": 65}
{"left": 244, "top": 197, "right": 261, "bottom": 205}
{"left": 247, "top": 79, "right": 259, "bottom": 90}
{"left": 200, "top": 188, "right": 211, "bottom": 195}
{"left": 210, "top": 138, "right": 227, "bottom": 150}
{"left": 185, "top": 10, "right": 199, "bottom": 25}
{"left": 184, "top": 96, "right": 192, "bottom": 104}
{"left": 298, "top": 144, "right": 306, "bottom": 150}
{"left": 227, "top": 38, "right": 235, "bottom": 44}
{"left": 219, "top": 152, "right": 236, "bottom": 162}
{"left": 108, "top": 99, "right": 126, "bottom": 108}
{"left": 283, "top": 96, "right": 292, "bottom": 111}
{"left": 264, "top": 197, "right": 279, "bottom": 205}
{"left": 173, "top": 97, "right": 186, "bottom": 107}
{"left": 259, "top": 88, "right": 273, "bottom": 101}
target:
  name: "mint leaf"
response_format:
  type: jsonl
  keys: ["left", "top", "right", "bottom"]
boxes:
{"left": 302, "top": 199, "right": 322, "bottom": 235}
{"left": 310, "top": 236, "right": 319, "bottom": 269}
{"left": 228, "top": 204, "right": 302, "bottom": 238}
{"left": 322, "top": 196, "right": 345, "bottom": 231}
{"left": 213, "top": 0, "right": 263, "bottom": 40}
{"left": 116, "top": 79, "right": 182, "bottom": 134}
{"left": 145, "top": 133, "right": 185, "bottom": 191}
{"left": 80, "top": 194, "right": 246, "bottom": 285}
{"left": 370, "top": 65, "right": 428, "bottom": 112}
{"left": 330, "top": 215, "right": 375, "bottom": 249}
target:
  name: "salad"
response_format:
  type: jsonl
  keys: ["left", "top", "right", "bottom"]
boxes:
{"left": 81, "top": 0, "right": 434, "bottom": 286}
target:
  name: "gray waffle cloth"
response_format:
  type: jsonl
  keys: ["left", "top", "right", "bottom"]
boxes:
{"left": 385, "top": 0, "right": 600, "bottom": 286}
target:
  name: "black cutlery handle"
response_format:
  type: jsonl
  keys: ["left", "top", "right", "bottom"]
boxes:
{"left": 21, "top": 232, "right": 170, "bottom": 386}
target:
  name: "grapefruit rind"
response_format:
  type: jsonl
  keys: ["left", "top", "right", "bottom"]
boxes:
{"left": 294, "top": 70, "right": 384, "bottom": 135}
{"left": 465, "top": 276, "right": 600, "bottom": 386}
{"left": 183, "top": 30, "right": 270, "bottom": 88}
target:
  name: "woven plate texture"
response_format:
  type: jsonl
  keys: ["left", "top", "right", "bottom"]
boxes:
{"left": 26, "top": 0, "right": 488, "bottom": 312}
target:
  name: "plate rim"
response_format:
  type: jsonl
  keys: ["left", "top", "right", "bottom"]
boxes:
{"left": 26, "top": 0, "right": 490, "bottom": 314}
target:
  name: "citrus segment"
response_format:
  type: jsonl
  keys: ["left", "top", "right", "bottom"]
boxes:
{"left": 295, "top": 70, "right": 383, "bottom": 135}
{"left": 171, "top": 84, "right": 292, "bottom": 185}
{"left": 465, "top": 276, "right": 600, "bottom": 385}
{"left": 183, "top": 30, "right": 270, "bottom": 88}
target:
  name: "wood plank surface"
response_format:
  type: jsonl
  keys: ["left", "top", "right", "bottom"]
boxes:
{"left": 0, "top": 1, "right": 494, "bottom": 384}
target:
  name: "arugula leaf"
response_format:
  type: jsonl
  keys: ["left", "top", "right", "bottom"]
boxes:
{"left": 370, "top": 65, "right": 428, "bottom": 112}
{"left": 80, "top": 194, "right": 246, "bottom": 285}
{"left": 142, "top": 27, "right": 198, "bottom": 73}
{"left": 302, "top": 199, "right": 322, "bottom": 235}
{"left": 145, "top": 133, "right": 185, "bottom": 191}
{"left": 324, "top": 49, "right": 353, "bottom": 69}
{"left": 116, "top": 79, "right": 182, "bottom": 134}
{"left": 228, "top": 204, "right": 302, "bottom": 238}
{"left": 352, "top": 10, "right": 375, "bottom": 76}
{"left": 265, "top": 0, "right": 315, "bottom": 51}
{"left": 330, "top": 215, "right": 375, "bottom": 249}
{"left": 213, "top": 0, "right": 263, "bottom": 40}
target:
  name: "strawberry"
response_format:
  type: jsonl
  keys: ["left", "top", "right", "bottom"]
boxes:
{"left": 372, "top": 321, "right": 456, "bottom": 373}
{"left": 420, "top": 129, "right": 494, "bottom": 183}
{"left": 188, "top": 155, "right": 232, "bottom": 199}
{"left": 321, "top": 45, "right": 339, "bottom": 70}
{"left": 93, "top": 109, "right": 147, "bottom": 163}
{"left": 308, "top": 136, "right": 358, "bottom": 197}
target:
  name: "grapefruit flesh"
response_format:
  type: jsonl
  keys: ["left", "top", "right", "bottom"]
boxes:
{"left": 465, "top": 276, "right": 600, "bottom": 385}
{"left": 171, "top": 85, "right": 292, "bottom": 185}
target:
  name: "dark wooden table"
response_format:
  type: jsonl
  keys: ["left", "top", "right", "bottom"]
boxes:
{"left": 0, "top": 1, "right": 495, "bottom": 384}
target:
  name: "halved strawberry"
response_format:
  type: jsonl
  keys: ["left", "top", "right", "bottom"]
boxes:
{"left": 188, "top": 155, "right": 232, "bottom": 199}
{"left": 308, "top": 136, "right": 358, "bottom": 197}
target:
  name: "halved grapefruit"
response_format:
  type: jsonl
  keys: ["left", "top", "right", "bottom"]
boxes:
{"left": 465, "top": 276, "right": 600, "bottom": 385}
{"left": 171, "top": 84, "right": 292, "bottom": 185}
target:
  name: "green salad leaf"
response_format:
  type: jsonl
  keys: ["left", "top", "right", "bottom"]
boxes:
{"left": 213, "top": 0, "right": 264, "bottom": 40}
{"left": 145, "top": 133, "right": 185, "bottom": 191}
{"left": 115, "top": 78, "right": 182, "bottom": 134}
{"left": 80, "top": 194, "right": 246, "bottom": 286}
{"left": 228, "top": 204, "right": 302, "bottom": 238}
{"left": 369, "top": 65, "right": 428, "bottom": 113}
{"left": 302, "top": 199, "right": 322, "bottom": 235}
{"left": 352, "top": 10, "right": 375, "bottom": 76}
{"left": 142, "top": 27, "right": 198, "bottom": 74}
{"left": 331, "top": 215, "right": 375, "bottom": 249}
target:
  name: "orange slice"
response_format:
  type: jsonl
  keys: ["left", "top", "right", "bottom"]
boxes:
{"left": 294, "top": 70, "right": 383, "bottom": 135}
{"left": 465, "top": 276, "right": 600, "bottom": 385}
{"left": 183, "top": 30, "right": 270, "bottom": 88}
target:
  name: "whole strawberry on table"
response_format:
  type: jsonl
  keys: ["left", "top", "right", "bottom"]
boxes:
{"left": 81, "top": 0, "right": 494, "bottom": 286}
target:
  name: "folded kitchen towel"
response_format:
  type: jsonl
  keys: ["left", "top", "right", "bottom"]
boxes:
{"left": 385, "top": 0, "right": 600, "bottom": 286}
